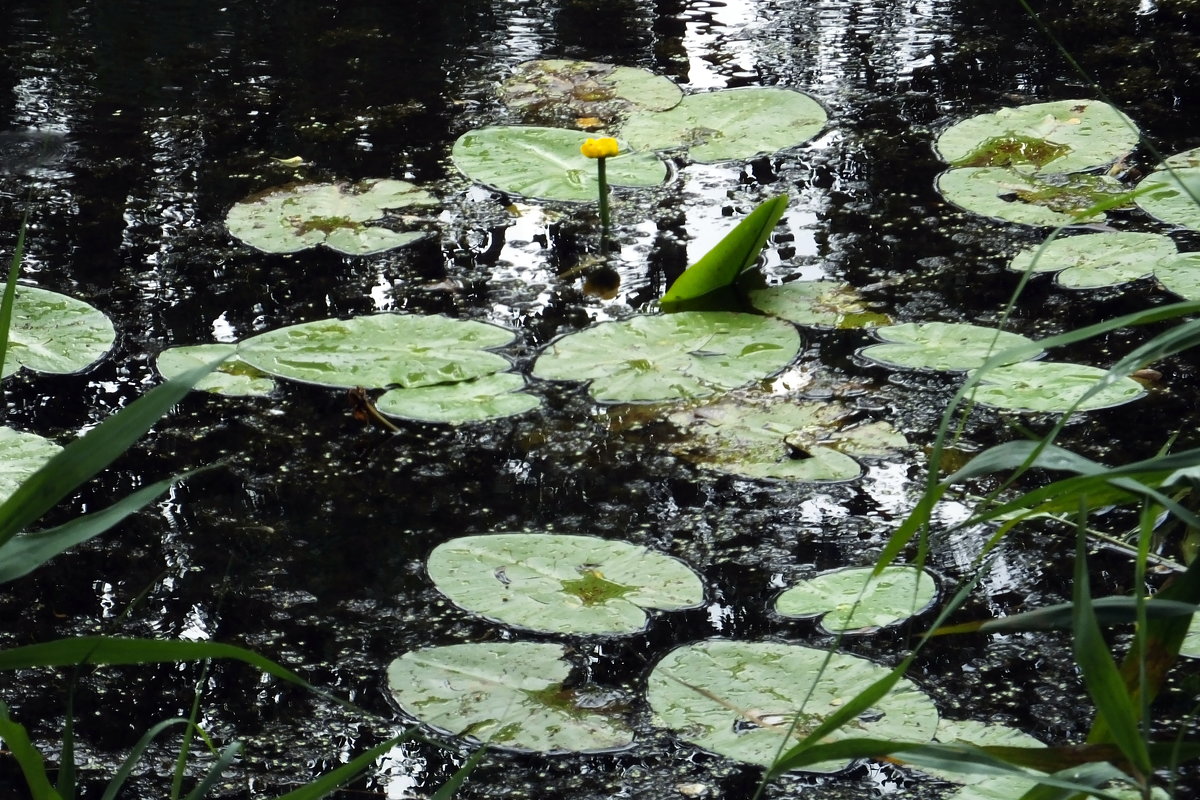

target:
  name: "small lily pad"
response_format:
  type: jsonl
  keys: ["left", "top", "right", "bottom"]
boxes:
{"left": 775, "top": 566, "right": 936, "bottom": 632}
{"left": 387, "top": 642, "right": 634, "bottom": 753}
{"left": 935, "top": 100, "right": 1138, "bottom": 173}
{"left": 619, "top": 87, "right": 827, "bottom": 164}
{"left": 969, "top": 361, "right": 1145, "bottom": 412}
{"left": 1, "top": 283, "right": 115, "bottom": 378}
{"left": 1180, "top": 614, "right": 1200, "bottom": 658}
{"left": 1009, "top": 232, "right": 1176, "bottom": 289}
{"left": 1154, "top": 253, "right": 1200, "bottom": 300}
{"left": 859, "top": 322, "right": 1040, "bottom": 372}
{"left": 427, "top": 533, "right": 703, "bottom": 635}
{"left": 237, "top": 314, "right": 516, "bottom": 389}
{"left": 376, "top": 372, "right": 540, "bottom": 423}
{"left": 918, "top": 719, "right": 1046, "bottom": 800}
{"left": 225, "top": 179, "right": 437, "bottom": 255}
{"left": 0, "top": 427, "right": 62, "bottom": 504}
{"left": 532, "top": 312, "right": 801, "bottom": 404}
{"left": 647, "top": 640, "right": 939, "bottom": 771}
{"left": 936, "top": 167, "right": 1132, "bottom": 226}
{"left": 156, "top": 344, "right": 276, "bottom": 397}
{"left": 500, "top": 59, "right": 683, "bottom": 128}
{"left": 668, "top": 400, "right": 907, "bottom": 482}
{"left": 748, "top": 281, "right": 890, "bottom": 328}
{"left": 451, "top": 126, "right": 669, "bottom": 203}
{"left": 1134, "top": 151, "right": 1200, "bottom": 231}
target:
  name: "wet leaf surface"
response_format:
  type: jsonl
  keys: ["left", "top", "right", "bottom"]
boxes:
{"left": 775, "top": 566, "right": 937, "bottom": 632}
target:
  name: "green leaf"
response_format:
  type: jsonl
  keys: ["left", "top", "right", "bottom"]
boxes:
{"left": 1154, "top": 253, "right": 1200, "bottom": 300}
{"left": 225, "top": 179, "right": 436, "bottom": 255}
{"left": 99, "top": 719, "right": 190, "bottom": 800}
{"left": 375, "top": 372, "right": 540, "bottom": 423}
{"left": 236, "top": 314, "right": 516, "bottom": 390}
{"left": 427, "top": 533, "right": 702, "bottom": 635}
{"left": 181, "top": 741, "right": 243, "bottom": 800}
{"left": 747, "top": 280, "right": 889, "bottom": 328}
{"left": 0, "top": 283, "right": 116, "bottom": 378}
{"left": 500, "top": 59, "right": 682, "bottom": 128}
{"left": 0, "top": 700, "right": 61, "bottom": 800}
{"left": 0, "top": 427, "right": 62, "bottom": 505}
{"left": 776, "top": 566, "right": 937, "bottom": 632}
{"left": 859, "top": 322, "right": 1040, "bottom": 372}
{"left": 936, "top": 167, "right": 1131, "bottom": 226}
{"left": 532, "top": 311, "right": 801, "bottom": 403}
{"left": 969, "top": 361, "right": 1145, "bottom": 413}
{"left": 619, "top": 87, "right": 827, "bottom": 163}
{"left": 647, "top": 640, "right": 939, "bottom": 771}
{"left": 933, "top": 598, "right": 1199, "bottom": 636}
{"left": 659, "top": 195, "right": 787, "bottom": 310}
{"left": 387, "top": 642, "right": 634, "bottom": 753}
{"left": 451, "top": 126, "right": 668, "bottom": 202}
{"left": 156, "top": 343, "right": 276, "bottom": 397}
{"left": 1010, "top": 232, "right": 1176, "bottom": 290}
{"left": 1134, "top": 155, "right": 1200, "bottom": 231}
{"left": 0, "top": 214, "right": 27, "bottom": 383}
{"left": 1182, "top": 614, "right": 1200, "bottom": 658}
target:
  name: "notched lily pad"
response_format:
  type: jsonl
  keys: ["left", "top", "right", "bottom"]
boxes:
{"left": 775, "top": 566, "right": 937, "bottom": 632}
{"left": 1009, "top": 232, "right": 1176, "bottom": 289}
{"left": 532, "top": 312, "right": 801, "bottom": 404}
{"left": 500, "top": 59, "right": 683, "bottom": 128}
{"left": 1134, "top": 149, "right": 1200, "bottom": 231}
{"left": 156, "top": 344, "right": 276, "bottom": 397}
{"left": 859, "top": 322, "right": 1040, "bottom": 372}
{"left": 936, "top": 167, "right": 1133, "bottom": 226}
{"left": 748, "top": 280, "right": 890, "bottom": 329}
{"left": 427, "top": 533, "right": 703, "bottom": 634}
{"left": 376, "top": 372, "right": 540, "bottom": 423}
{"left": 647, "top": 640, "right": 939, "bottom": 771}
{"left": 668, "top": 399, "right": 907, "bottom": 482}
{"left": 619, "top": 87, "right": 827, "bottom": 164}
{"left": 0, "top": 427, "right": 62, "bottom": 504}
{"left": 225, "top": 179, "right": 437, "bottom": 255}
{"left": 387, "top": 642, "right": 634, "bottom": 753}
{"left": 236, "top": 314, "right": 516, "bottom": 389}
{"left": 1155, "top": 252, "right": 1200, "bottom": 301}
{"left": 1, "top": 283, "right": 115, "bottom": 378}
{"left": 969, "top": 361, "right": 1145, "bottom": 412}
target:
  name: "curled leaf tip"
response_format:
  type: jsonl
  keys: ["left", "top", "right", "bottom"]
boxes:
{"left": 580, "top": 137, "right": 620, "bottom": 159}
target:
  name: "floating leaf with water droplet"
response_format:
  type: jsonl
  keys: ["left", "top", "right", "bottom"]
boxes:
{"left": 936, "top": 167, "right": 1132, "bottom": 226}
{"left": 1010, "top": 232, "right": 1176, "bottom": 289}
{"left": 156, "top": 344, "right": 276, "bottom": 398}
{"left": 859, "top": 322, "right": 1040, "bottom": 372}
{"left": 748, "top": 280, "right": 889, "bottom": 328}
{"left": 500, "top": 59, "right": 683, "bottom": 128}
{"left": 427, "top": 533, "right": 703, "bottom": 634}
{"left": 375, "top": 372, "right": 540, "bottom": 424}
{"left": 387, "top": 642, "right": 634, "bottom": 753}
{"left": 0, "top": 283, "right": 115, "bottom": 378}
{"left": 775, "top": 566, "right": 936, "bottom": 632}
{"left": 0, "top": 427, "right": 62, "bottom": 504}
{"left": 1154, "top": 253, "right": 1200, "bottom": 301}
{"left": 969, "top": 361, "right": 1144, "bottom": 412}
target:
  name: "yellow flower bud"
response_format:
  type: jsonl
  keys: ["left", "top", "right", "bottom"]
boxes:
{"left": 580, "top": 137, "right": 620, "bottom": 159}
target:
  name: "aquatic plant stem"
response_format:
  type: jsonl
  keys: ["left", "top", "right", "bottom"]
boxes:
{"left": 597, "top": 156, "right": 611, "bottom": 232}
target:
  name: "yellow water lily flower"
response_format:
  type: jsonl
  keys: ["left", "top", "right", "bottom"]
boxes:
{"left": 580, "top": 137, "right": 620, "bottom": 159}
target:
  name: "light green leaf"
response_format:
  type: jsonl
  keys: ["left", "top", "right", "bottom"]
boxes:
{"left": 1154, "top": 253, "right": 1200, "bottom": 300}
{"left": 935, "top": 100, "right": 1138, "bottom": 173}
{"left": 376, "top": 372, "right": 539, "bottom": 423}
{"left": 647, "top": 640, "right": 939, "bottom": 771}
{"left": 0, "top": 701, "right": 60, "bottom": 800}
{"left": 776, "top": 566, "right": 937, "bottom": 632}
{"left": 915, "top": 719, "right": 1046, "bottom": 800}
{"left": 156, "top": 343, "right": 275, "bottom": 397}
{"left": 748, "top": 280, "right": 889, "bottom": 328}
{"left": 619, "top": 87, "right": 827, "bottom": 163}
{"left": 0, "top": 428, "right": 62, "bottom": 505}
{"left": 427, "top": 533, "right": 703, "bottom": 634}
{"left": 1181, "top": 613, "right": 1200, "bottom": 658}
{"left": 1135, "top": 161, "right": 1200, "bottom": 231}
{"left": 1, "top": 283, "right": 115, "bottom": 378}
{"left": 532, "top": 312, "right": 801, "bottom": 403}
{"left": 236, "top": 314, "right": 516, "bottom": 389}
{"left": 225, "top": 179, "right": 436, "bottom": 255}
{"left": 387, "top": 642, "right": 634, "bottom": 753}
{"left": 451, "top": 126, "right": 668, "bottom": 202}
{"left": 500, "top": 59, "right": 682, "bottom": 127}
{"left": 936, "top": 167, "right": 1130, "bottom": 226}
{"left": 969, "top": 361, "right": 1145, "bottom": 413}
{"left": 859, "top": 322, "right": 1040, "bottom": 372}
{"left": 1010, "top": 232, "right": 1177, "bottom": 289}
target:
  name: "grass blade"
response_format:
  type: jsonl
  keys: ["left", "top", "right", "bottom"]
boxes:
{"left": 0, "top": 213, "right": 27, "bottom": 382}
{"left": 932, "top": 597, "right": 1198, "bottom": 635}
{"left": 0, "top": 699, "right": 62, "bottom": 800}
{"left": 270, "top": 734, "right": 408, "bottom": 800}
{"left": 180, "top": 741, "right": 243, "bottom": 800}
{"left": 430, "top": 746, "right": 488, "bottom": 800}
{"left": 100, "top": 718, "right": 190, "bottom": 800}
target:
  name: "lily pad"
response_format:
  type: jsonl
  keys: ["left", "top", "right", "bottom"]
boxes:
{"left": 237, "top": 314, "right": 516, "bottom": 389}
{"left": 1154, "top": 253, "right": 1200, "bottom": 300}
{"left": 935, "top": 100, "right": 1138, "bottom": 173}
{"left": 156, "top": 344, "right": 276, "bottom": 397}
{"left": 917, "top": 719, "right": 1046, "bottom": 800}
{"left": 859, "top": 322, "right": 1040, "bottom": 372}
{"left": 1009, "top": 232, "right": 1176, "bottom": 289}
{"left": 1134, "top": 151, "right": 1200, "bottom": 231}
{"left": 426, "top": 533, "right": 703, "bottom": 635}
{"left": 225, "top": 179, "right": 437, "bottom": 255}
{"left": 668, "top": 400, "right": 907, "bottom": 482}
{"left": 500, "top": 59, "right": 683, "bottom": 128}
{"left": 1, "top": 284, "right": 115, "bottom": 378}
{"left": 532, "top": 312, "right": 801, "bottom": 404}
{"left": 0, "top": 427, "right": 62, "bottom": 504}
{"left": 936, "top": 167, "right": 1132, "bottom": 226}
{"left": 748, "top": 280, "right": 890, "bottom": 328}
{"left": 619, "top": 87, "right": 827, "bottom": 164}
{"left": 386, "top": 642, "right": 634, "bottom": 753}
{"left": 375, "top": 372, "right": 539, "bottom": 423}
{"left": 451, "top": 126, "right": 669, "bottom": 203}
{"left": 1180, "top": 613, "right": 1200, "bottom": 658}
{"left": 775, "top": 566, "right": 936, "bottom": 632}
{"left": 647, "top": 640, "right": 939, "bottom": 771}
{"left": 969, "top": 361, "right": 1145, "bottom": 412}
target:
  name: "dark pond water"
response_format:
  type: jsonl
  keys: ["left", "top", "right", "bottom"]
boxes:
{"left": 3, "top": 0, "right": 1200, "bottom": 798}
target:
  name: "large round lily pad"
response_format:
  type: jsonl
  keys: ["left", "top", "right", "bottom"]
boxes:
{"left": 451, "top": 126, "right": 669, "bottom": 203}
{"left": 387, "top": 642, "right": 634, "bottom": 753}
{"left": 668, "top": 399, "right": 907, "bottom": 482}
{"left": 747, "top": 280, "right": 889, "bottom": 329}
{"left": 647, "top": 640, "right": 939, "bottom": 771}
{"left": 500, "top": 59, "right": 683, "bottom": 128}
{"left": 376, "top": 372, "right": 540, "bottom": 423}
{"left": 156, "top": 344, "right": 276, "bottom": 398}
{"left": 1155, "top": 253, "right": 1200, "bottom": 301}
{"left": 936, "top": 167, "right": 1131, "bottom": 226}
{"left": 775, "top": 566, "right": 936, "bottom": 632}
{"left": 427, "top": 533, "right": 703, "bottom": 635}
{"left": 859, "top": 322, "right": 1039, "bottom": 372}
{"left": 0, "top": 427, "right": 62, "bottom": 504}
{"left": 225, "top": 179, "right": 437, "bottom": 255}
{"left": 1, "top": 284, "right": 115, "bottom": 378}
{"left": 969, "top": 361, "right": 1144, "bottom": 412}
{"left": 532, "top": 312, "right": 801, "bottom": 404}
{"left": 237, "top": 314, "right": 516, "bottom": 389}
{"left": 1134, "top": 148, "right": 1200, "bottom": 231}
{"left": 619, "top": 87, "right": 827, "bottom": 164}
{"left": 935, "top": 100, "right": 1138, "bottom": 173}
{"left": 1009, "top": 232, "right": 1176, "bottom": 289}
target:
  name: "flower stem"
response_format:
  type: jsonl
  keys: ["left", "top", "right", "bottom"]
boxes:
{"left": 597, "top": 156, "right": 610, "bottom": 231}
